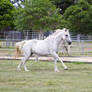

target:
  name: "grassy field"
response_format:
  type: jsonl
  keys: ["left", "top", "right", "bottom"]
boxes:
{"left": 0, "top": 60, "right": 92, "bottom": 92}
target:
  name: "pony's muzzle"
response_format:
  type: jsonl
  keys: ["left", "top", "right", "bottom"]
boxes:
{"left": 68, "top": 41, "right": 72, "bottom": 45}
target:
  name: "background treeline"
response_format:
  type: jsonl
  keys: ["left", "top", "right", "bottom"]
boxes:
{"left": 0, "top": 0, "right": 92, "bottom": 35}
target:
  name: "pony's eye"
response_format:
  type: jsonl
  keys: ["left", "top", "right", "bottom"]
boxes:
{"left": 66, "top": 35, "right": 68, "bottom": 37}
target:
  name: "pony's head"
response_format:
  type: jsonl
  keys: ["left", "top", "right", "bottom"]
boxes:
{"left": 62, "top": 28, "right": 72, "bottom": 45}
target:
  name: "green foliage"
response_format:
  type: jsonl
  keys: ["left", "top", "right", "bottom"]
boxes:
{"left": 78, "top": 0, "right": 89, "bottom": 10}
{"left": 59, "top": 18, "right": 69, "bottom": 29}
{"left": 64, "top": 0, "right": 92, "bottom": 34}
{"left": 86, "top": 0, "right": 92, "bottom": 4}
{"left": 50, "top": 0, "right": 74, "bottom": 14}
{"left": 15, "top": 0, "right": 63, "bottom": 31}
{"left": 0, "top": 0, "right": 16, "bottom": 30}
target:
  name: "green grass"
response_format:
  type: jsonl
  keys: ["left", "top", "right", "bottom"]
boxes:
{"left": 0, "top": 60, "right": 92, "bottom": 92}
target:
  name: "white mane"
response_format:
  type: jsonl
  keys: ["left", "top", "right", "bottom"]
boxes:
{"left": 45, "top": 29, "right": 63, "bottom": 40}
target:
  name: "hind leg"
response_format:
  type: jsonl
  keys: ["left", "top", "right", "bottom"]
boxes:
{"left": 17, "top": 60, "right": 23, "bottom": 71}
{"left": 17, "top": 48, "right": 31, "bottom": 71}
{"left": 22, "top": 55, "right": 30, "bottom": 71}
{"left": 17, "top": 56, "right": 30, "bottom": 71}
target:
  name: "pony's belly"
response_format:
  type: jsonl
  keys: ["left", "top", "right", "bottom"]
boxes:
{"left": 34, "top": 49, "right": 49, "bottom": 56}
{"left": 32, "top": 41, "right": 49, "bottom": 55}
{"left": 32, "top": 45, "right": 49, "bottom": 56}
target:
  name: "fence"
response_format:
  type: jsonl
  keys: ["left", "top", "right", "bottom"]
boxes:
{"left": 0, "top": 31, "right": 92, "bottom": 56}
{"left": 0, "top": 40, "right": 91, "bottom": 57}
{"left": 59, "top": 40, "right": 92, "bottom": 56}
{"left": 3, "top": 31, "right": 92, "bottom": 41}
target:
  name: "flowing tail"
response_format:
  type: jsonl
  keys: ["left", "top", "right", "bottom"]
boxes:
{"left": 15, "top": 40, "right": 27, "bottom": 59}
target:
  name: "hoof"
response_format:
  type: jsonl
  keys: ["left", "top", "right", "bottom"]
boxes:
{"left": 17, "top": 68, "right": 21, "bottom": 71}
{"left": 55, "top": 69, "right": 60, "bottom": 72}
{"left": 64, "top": 67, "right": 68, "bottom": 70}
{"left": 25, "top": 70, "right": 29, "bottom": 72}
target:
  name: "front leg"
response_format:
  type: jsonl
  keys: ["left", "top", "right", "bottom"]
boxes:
{"left": 67, "top": 45, "right": 71, "bottom": 56}
{"left": 54, "top": 57, "right": 60, "bottom": 72}
{"left": 35, "top": 55, "right": 39, "bottom": 62}
{"left": 52, "top": 52, "right": 68, "bottom": 70}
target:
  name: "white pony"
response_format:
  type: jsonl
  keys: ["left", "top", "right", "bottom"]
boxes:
{"left": 15, "top": 40, "right": 71, "bottom": 60}
{"left": 17, "top": 28, "right": 72, "bottom": 72}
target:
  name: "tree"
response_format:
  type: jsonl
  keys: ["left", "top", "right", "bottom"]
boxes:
{"left": 64, "top": 0, "right": 92, "bottom": 35}
{"left": 0, "top": 0, "right": 16, "bottom": 31}
{"left": 86, "top": 0, "right": 92, "bottom": 5}
{"left": 15, "top": 0, "right": 63, "bottom": 32}
{"left": 50, "top": 0, "right": 74, "bottom": 14}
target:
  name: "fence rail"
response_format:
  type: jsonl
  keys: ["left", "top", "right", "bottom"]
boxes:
{"left": 3, "top": 31, "right": 92, "bottom": 40}
{"left": 0, "top": 39, "right": 91, "bottom": 57}
{"left": 0, "top": 31, "right": 92, "bottom": 56}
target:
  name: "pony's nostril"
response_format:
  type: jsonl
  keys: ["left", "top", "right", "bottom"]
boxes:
{"left": 68, "top": 42, "right": 72, "bottom": 45}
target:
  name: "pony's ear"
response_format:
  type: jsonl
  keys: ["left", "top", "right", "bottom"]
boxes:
{"left": 63, "top": 28, "right": 67, "bottom": 32}
{"left": 65, "top": 28, "right": 67, "bottom": 32}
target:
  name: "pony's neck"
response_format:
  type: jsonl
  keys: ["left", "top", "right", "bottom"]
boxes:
{"left": 45, "top": 30, "right": 64, "bottom": 46}
{"left": 54, "top": 31, "right": 64, "bottom": 45}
